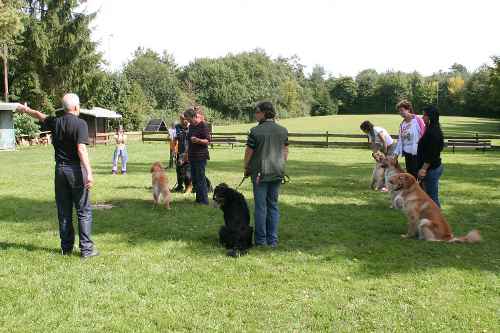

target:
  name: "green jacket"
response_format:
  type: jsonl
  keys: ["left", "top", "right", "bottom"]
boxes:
{"left": 246, "top": 119, "right": 288, "bottom": 182}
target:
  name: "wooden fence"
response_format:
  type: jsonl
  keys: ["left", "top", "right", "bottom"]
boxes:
{"left": 141, "top": 130, "right": 498, "bottom": 150}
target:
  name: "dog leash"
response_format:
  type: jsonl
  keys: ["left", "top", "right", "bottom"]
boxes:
{"left": 235, "top": 174, "right": 290, "bottom": 189}
{"left": 235, "top": 176, "right": 249, "bottom": 190}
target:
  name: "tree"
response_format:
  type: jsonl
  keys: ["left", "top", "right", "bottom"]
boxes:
{"left": 329, "top": 76, "right": 357, "bottom": 113}
{"left": 308, "top": 66, "right": 338, "bottom": 116}
{"left": 464, "top": 66, "right": 492, "bottom": 117}
{"left": 450, "top": 63, "right": 468, "bottom": 78}
{"left": 353, "top": 69, "right": 379, "bottom": 113}
{"left": 121, "top": 82, "right": 153, "bottom": 130}
{"left": 123, "top": 48, "right": 181, "bottom": 113}
{"left": 0, "top": 0, "right": 23, "bottom": 101}
{"left": 487, "top": 56, "right": 500, "bottom": 117}
{"left": 181, "top": 50, "right": 308, "bottom": 120}
{"left": 9, "top": 0, "right": 102, "bottom": 112}
{"left": 375, "top": 71, "right": 410, "bottom": 113}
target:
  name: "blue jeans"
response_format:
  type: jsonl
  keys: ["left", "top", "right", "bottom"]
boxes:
{"left": 112, "top": 147, "right": 128, "bottom": 173}
{"left": 252, "top": 179, "right": 281, "bottom": 246}
{"left": 55, "top": 164, "right": 94, "bottom": 255}
{"left": 190, "top": 159, "right": 208, "bottom": 204}
{"left": 423, "top": 165, "right": 443, "bottom": 208}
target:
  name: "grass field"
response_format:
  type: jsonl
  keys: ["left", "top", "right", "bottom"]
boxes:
{"left": 215, "top": 114, "right": 500, "bottom": 145}
{"left": 1, "top": 136, "right": 499, "bottom": 332}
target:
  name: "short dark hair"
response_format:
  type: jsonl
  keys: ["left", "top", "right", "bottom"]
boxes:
{"left": 360, "top": 120, "right": 374, "bottom": 132}
{"left": 183, "top": 107, "right": 197, "bottom": 119}
{"left": 256, "top": 101, "right": 275, "bottom": 119}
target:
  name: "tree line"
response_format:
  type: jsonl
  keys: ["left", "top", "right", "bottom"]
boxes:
{"left": 1, "top": 1, "right": 499, "bottom": 137}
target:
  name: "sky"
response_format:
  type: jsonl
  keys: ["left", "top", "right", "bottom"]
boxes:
{"left": 81, "top": 0, "right": 500, "bottom": 77}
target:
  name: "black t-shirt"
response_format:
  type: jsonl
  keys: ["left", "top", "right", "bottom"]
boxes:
{"left": 41, "top": 113, "right": 89, "bottom": 165}
{"left": 187, "top": 122, "right": 210, "bottom": 161}
{"left": 417, "top": 130, "right": 443, "bottom": 170}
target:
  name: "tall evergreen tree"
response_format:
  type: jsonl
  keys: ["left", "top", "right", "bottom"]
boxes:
{"left": 10, "top": 0, "right": 102, "bottom": 112}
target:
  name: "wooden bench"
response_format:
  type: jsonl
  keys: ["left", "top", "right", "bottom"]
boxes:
{"left": 446, "top": 139, "right": 492, "bottom": 153}
{"left": 210, "top": 135, "right": 238, "bottom": 148}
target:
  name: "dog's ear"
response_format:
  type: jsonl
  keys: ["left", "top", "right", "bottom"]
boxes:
{"left": 216, "top": 183, "right": 229, "bottom": 191}
{"left": 400, "top": 173, "right": 415, "bottom": 188}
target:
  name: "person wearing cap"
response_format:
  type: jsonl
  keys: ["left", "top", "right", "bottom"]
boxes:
{"left": 16, "top": 94, "right": 99, "bottom": 258}
{"left": 112, "top": 125, "right": 128, "bottom": 175}
{"left": 417, "top": 106, "right": 445, "bottom": 207}
{"left": 244, "top": 101, "right": 289, "bottom": 247}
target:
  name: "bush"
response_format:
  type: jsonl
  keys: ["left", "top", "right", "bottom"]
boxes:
{"left": 14, "top": 113, "right": 39, "bottom": 139}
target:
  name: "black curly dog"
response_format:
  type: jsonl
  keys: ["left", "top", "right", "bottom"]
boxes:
{"left": 213, "top": 183, "right": 253, "bottom": 257}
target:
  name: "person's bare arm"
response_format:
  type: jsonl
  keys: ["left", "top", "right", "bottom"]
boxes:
{"left": 244, "top": 147, "right": 254, "bottom": 176}
{"left": 191, "top": 137, "right": 209, "bottom": 145}
{"left": 16, "top": 104, "right": 47, "bottom": 122}
{"left": 77, "top": 144, "right": 94, "bottom": 189}
{"left": 378, "top": 132, "right": 388, "bottom": 153}
{"left": 283, "top": 145, "right": 289, "bottom": 161}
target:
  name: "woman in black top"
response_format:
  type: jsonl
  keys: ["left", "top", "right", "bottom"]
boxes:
{"left": 417, "top": 106, "right": 444, "bottom": 207}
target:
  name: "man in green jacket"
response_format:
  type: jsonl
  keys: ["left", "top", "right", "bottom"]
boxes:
{"left": 244, "top": 101, "right": 288, "bottom": 247}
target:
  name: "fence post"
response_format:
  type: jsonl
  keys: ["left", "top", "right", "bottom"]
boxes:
{"left": 475, "top": 132, "right": 479, "bottom": 143}
{"left": 326, "top": 131, "right": 329, "bottom": 147}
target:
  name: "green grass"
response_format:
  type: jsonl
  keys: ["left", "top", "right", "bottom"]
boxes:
{"left": 1, "top": 142, "right": 499, "bottom": 332}
{"left": 215, "top": 114, "right": 500, "bottom": 138}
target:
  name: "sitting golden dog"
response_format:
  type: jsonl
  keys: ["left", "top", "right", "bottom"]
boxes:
{"left": 389, "top": 173, "right": 480, "bottom": 243}
{"left": 371, "top": 151, "right": 386, "bottom": 191}
{"left": 150, "top": 161, "right": 171, "bottom": 209}
{"left": 382, "top": 155, "right": 405, "bottom": 207}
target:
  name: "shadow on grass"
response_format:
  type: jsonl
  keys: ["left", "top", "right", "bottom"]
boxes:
{"left": 0, "top": 241, "right": 59, "bottom": 255}
{"left": 1, "top": 154, "right": 499, "bottom": 275}
{"left": 1, "top": 188, "right": 498, "bottom": 277}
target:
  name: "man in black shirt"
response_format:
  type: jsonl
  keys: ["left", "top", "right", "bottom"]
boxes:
{"left": 16, "top": 93, "right": 98, "bottom": 258}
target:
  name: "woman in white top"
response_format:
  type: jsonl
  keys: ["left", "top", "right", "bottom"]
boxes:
{"left": 360, "top": 120, "right": 396, "bottom": 155}
{"left": 393, "top": 100, "right": 425, "bottom": 179}
{"left": 112, "top": 125, "right": 128, "bottom": 175}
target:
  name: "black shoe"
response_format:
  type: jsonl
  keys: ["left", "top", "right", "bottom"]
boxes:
{"left": 61, "top": 249, "right": 73, "bottom": 256}
{"left": 172, "top": 186, "right": 184, "bottom": 193}
{"left": 81, "top": 249, "right": 99, "bottom": 259}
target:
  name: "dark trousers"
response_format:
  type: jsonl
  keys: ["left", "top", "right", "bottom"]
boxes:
{"left": 55, "top": 164, "right": 94, "bottom": 254}
{"left": 403, "top": 152, "right": 419, "bottom": 179}
{"left": 175, "top": 163, "right": 191, "bottom": 189}
{"left": 190, "top": 159, "right": 208, "bottom": 204}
